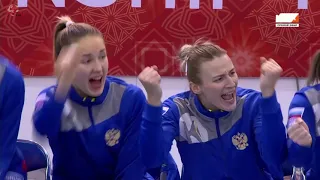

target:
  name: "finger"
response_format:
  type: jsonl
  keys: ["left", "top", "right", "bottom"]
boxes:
{"left": 261, "top": 63, "right": 273, "bottom": 75}
{"left": 295, "top": 131, "right": 311, "bottom": 145}
{"left": 268, "top": 59, "right": 281, "bottom": 69}
{"left": 297, "top": 118, "right": 310, "bottom": 132}
{"left": 151, "top": 65, "right": 158, "bottom": 71}
{"left": 149, "top": 71, "right": 161, "bottom": 82}
{"left": 287, "top": 123, "right": 302, "bottom": 136}
{"left": 138, "top": 67, "right": 150, "bottom": 79}
{"left": 143, "top": 69, "right": 158, "bottom": 82}
{"left": 268, "top": 58, "right": 276, "bottom": 64}
{"left": 296, "top": 131, "right": 310, "bottom": 142}
{"left": 157, "top": 74, "right": 161, "bottom": 83}
{"left": 66, "top": 44, "right": 81, "bottom": 67}
{"left": 295, "top": 117, "right": 303, "bottom": 123}
{"left": 289, "top": 127, "right": 307, "bottom": 140}
{"left": 260, "top": 57, "right": 267, "bottom": 65}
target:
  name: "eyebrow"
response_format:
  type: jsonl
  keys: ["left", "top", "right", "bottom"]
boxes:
{"left": 82, "top": 49, "right": 106, "bottom": 57}
{"left": 212, "top": 68, "right": 235, "bottom": 78}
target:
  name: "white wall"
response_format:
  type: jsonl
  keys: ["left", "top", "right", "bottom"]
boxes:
{"left": 19, "top": 76, "right": 307, "bottom": 175}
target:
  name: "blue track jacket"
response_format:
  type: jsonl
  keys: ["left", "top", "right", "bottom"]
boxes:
{"left": 33, "top": 76, "right": 148, "bottom": 180}
{"left": 0, "top": 56, "right": 26, "bottom": 180}
{"left": 287, "top": 84, "right": 320, "bottom": 179}
{"left": 140, "top": 87, "right": 286, "bottom": 180}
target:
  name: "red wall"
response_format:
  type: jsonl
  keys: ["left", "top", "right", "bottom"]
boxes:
{"left": 1, "top": 0, "right": 319, "bottom": 77}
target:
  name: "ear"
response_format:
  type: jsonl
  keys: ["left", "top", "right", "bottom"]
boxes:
{"left": 190, "top": 82, "right": 201, "bottom": 94}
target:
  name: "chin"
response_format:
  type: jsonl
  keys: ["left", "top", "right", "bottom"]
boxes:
{"left": 87, "top": 88, "right": 104, "bottom": 97}
{"left": 221, "top": 103, "right": 237, "bottom": 112}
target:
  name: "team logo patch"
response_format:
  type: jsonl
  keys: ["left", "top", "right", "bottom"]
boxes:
{"left": 232, "top": 132, "right": 249, "bottom": 150}
{"left": 105, "top": 128, "right": 121, "bottom": 147}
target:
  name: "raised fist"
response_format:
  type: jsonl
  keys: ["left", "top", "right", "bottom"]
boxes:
{"left": 259, "top": 57, "right": 283, "bottom": 97}
{"left": 288, "top": 118, "right": 312, "bottom": 147}
{"left": 138, "top": 65, "right": 162, "bottom": 106}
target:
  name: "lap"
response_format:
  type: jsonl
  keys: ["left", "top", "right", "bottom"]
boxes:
{"left": 5, "top": 171, "right": 25, "bottom": 180}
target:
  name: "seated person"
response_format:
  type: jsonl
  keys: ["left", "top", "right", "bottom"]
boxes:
{"left": 0, "top": 55, "right": 26, "bottom": 180}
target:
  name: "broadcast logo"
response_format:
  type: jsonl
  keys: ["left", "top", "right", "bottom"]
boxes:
{"left": 275, "top": 13, "right": 299, "bottom": 27}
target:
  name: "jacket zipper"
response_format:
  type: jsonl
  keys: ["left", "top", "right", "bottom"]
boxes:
{"left": 215, "top": 118, "right": 229, "bottom": 178}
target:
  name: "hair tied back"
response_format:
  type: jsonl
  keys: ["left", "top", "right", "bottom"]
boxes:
{"left": 66, "top": 21, "right": 74, "bottom": 27}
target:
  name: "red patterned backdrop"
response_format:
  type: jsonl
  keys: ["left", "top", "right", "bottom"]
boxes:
{"left": 0, "top": 0, "right": 320, "bottom": 77}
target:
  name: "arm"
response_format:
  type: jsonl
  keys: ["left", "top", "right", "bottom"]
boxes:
{"left": 160, "top": 153, "right": 180, "bottom": 180}
{"left": 0, "top": 72, "right": 25, "bottom": 179}
{"left": 113, "top": 87, "right": 147, "bottom": 179}
{"left": 140, "top": 98, "right": 179, "bottom": 169}
{"left": 287, "top": 93, "right": 315, "bottom": 167}
{"left": 32, "top": 87, "right": 65, "bottom": 138}
{"left": 254, "top": 92, "right": 286, "bottom": 177}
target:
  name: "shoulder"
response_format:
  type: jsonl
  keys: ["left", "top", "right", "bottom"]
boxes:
{"left": 106, "top": 76, "right": 144, "bottom": 98}
{"left": 236, "top": 87, "right": 259, "bottom": 97}
{"left": 236, "top": 87, "right": 261, "bottom": 103}
{"left": 163, "top": 91, "right": 190, "bottom": 106}
{"left": 290, "top": 85, "right": 318, "bottom": 108}
{"left": 38, "top": 85, "right": 56, "bottom": 96}
{"left": 162, "top": 91, "right": 191, "bottom": 117}
{"left": 107, "top": 76, "right": 145, "bottom": 105}
{"left": 106, "top": 76, "right": 129, "bottom": 86}
{"left": 35, "top": 85, "right": 57, "bottom": 104}
{"left": 0, "top": 57, "right": 24, "bottom": 86}
{"left": 0, "top": 57, "right": 25, "bottom": 96}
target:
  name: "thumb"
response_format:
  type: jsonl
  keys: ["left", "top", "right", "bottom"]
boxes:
{"left": 297, "top": 118, "right": 309, "bottom": 132}
{"left": 260, "top": 57, "right": 267, "bottom": 65}
{"left": 151, "top": 65, "right": 158, "bottom": 71}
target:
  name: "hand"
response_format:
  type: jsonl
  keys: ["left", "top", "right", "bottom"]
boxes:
{"left": 55, "top": 44, "right": 80, "bottom": 101}
{"left": 138, "top": 65, "right": 162, "bottom": 106}
{"left": 259, "top": 57, "right": 283, "bottom": 97}
{"left": 287, "top": 118, "right": 312, "bottom": 147}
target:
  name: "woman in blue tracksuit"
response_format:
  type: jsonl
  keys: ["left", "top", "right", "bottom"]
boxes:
{"left": 286, "top": 51, "right": 320, "bottom": 179}
{"left": 0, "top": 56, "right": 26, "bottom": 180}
{"left": 32, "top": 15, "right": 178, "bottom": 180}
{"left": 138, "top": 39, "right": 287, "bottom": 179}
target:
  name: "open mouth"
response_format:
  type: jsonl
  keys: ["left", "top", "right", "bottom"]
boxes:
{"left": 89, "top": 77, "right": 103, "bottom": 90}
{"left": 221, "top": 92, "right": 234, "bottom": 102}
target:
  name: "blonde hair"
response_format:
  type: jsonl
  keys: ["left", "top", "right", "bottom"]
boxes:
{"left": 178, "top": 39, "right": 226, "bottom": 84}
{"left": 53, "top": 16, "right": 103, "bottom": 61}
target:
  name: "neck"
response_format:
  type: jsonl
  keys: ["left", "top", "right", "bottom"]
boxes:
{"left": 73, "top": 86, "right": 87, "bottom": 98}
{"left": 197, "top": 94, "right": 218, "bottom": 112}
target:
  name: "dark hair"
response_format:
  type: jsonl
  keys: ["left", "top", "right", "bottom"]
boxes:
{"left": 178, "top": 39, "right": 227, "bottom": 84}
{"left": 307, "top": 51, "right": 320, "bottom": 86}
{"left": 53, "top": 16, "right": 103, "bottom": 61}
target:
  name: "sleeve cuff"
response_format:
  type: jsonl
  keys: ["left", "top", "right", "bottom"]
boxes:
{"left": 45, "top": 93, "right": 65, "bottom": 113}
{"left": 288, "top": 139, "right": 313, "bottom": 166}
{"left": 260, "top": 92, "right": 280, "bottom": 114}
{"left": 143, "top": 103, "right": 163, "bottom": 124}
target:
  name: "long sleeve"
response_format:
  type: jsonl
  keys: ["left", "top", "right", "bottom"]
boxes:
{"left": 140, "top": 98, "right": 180, "bottom": 169}
{"left": 0, "top": 71, "right": 25, "bottom": 179}
{"left": 145, "top": 153, "right": 180, "bottom": 180}
{"left": 32, "top": 87, "right": 65, "bottom": 138}
{"left": 287, "top": 93, "right": 315, "bottom": 168}
{"left": 253, "top": 92, "right": 286, "bottom": 178}
{"left": 160, "top": 153, "right": 180, "bottom": 180}
{"left": 114, "top": 86, "right": 147, "bottom": 179}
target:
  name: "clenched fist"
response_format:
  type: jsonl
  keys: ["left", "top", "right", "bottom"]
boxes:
{"left": 138, "top": 65, "right": 162, "bottom": 106}
{"left": 259, "top": 57, "right": 283, "bottom": 97}
{"left": 288, "top": 118, "right": 312, "bottom": 147}
{"left": 55, "top": 43, "right": 81, "bottom": 101}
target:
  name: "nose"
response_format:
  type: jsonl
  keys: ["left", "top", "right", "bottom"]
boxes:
{"left": 225, "top": 75, "right": 236, "bottom": 88}
{"left": 92, "top": 59, "right": 103, "bottom": 72}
